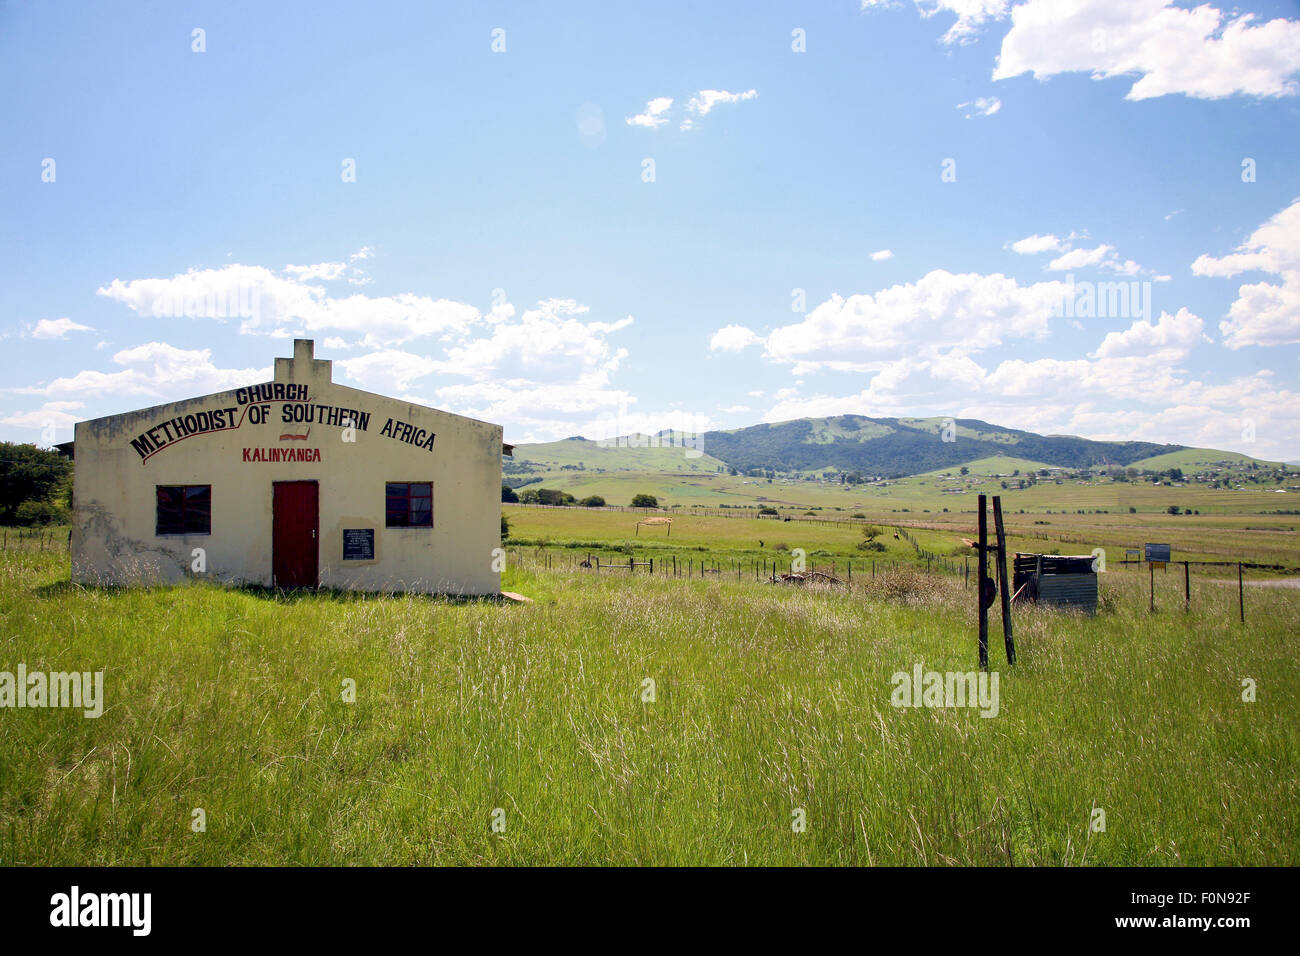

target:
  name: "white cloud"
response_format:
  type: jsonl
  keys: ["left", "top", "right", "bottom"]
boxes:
{"left": 31, "top": 318, "right": 93, "bottom": 340}
{"left": 761, "top": 270, "right": 1068, "bottom": 372}
{"left": 326, "top": 298, "right": 637, "bottom": 439}
{"left": 1043, "top": 241, "right": 1145, "bottom": 275}
{"left": 437, "top": 381, "right": 637, "bottom": 439}
{"left": 681, "top": 89, "right": 757, "bottom": 129}
{"left": 1009, "top": 233, "right": 1065, "bottom": 255}
{"left": 870, "top": 249, "right": 894, "bottom": 261}
{"left": 719, "top": 404, "right": 752, "bottom": 414}
{"left": 97, "top": 260, "right": 480, "bottom": 348}
{"left": 709, "top": 324, "right": 762, "bottom": 352}
{"left": 431, "top": 298, "right": 631, "bottom": 387}
{"left": 11, "top": 342, "right": 266, "bottom": 400}
{"left": 863, "top": 1, "right": 1010, "bottom": 46}
{"left": 1047, "top": 244, "right": 1113, "bottom": 271}
{"left": 0, "top": 400, "right": 85, "bottom": 431}
{"left": 1193, "top": 198, "right": 1300, "bottom": 348}
{"left": 337, "top": 350, "right": 440, "bottom": 394}
{"left": 1091, "top": 308, "right": 1208, "bottom": 360}
{"left": 994, "top": 0, "right": 1300, "bottom": 101}
{"left": 626, "top": 97, "right": 674, "bottom": 129}
{"left": 71, "top": 254, "right": 646, "bottom": 442}
{"left": 284, "top": 261, "right": 347, "bottom": 282}
{"left": 957, "top": 95, "right": 1002, "bottom": 118}
{"left": 685, "top": 89, "right": 758, "bottom": 117}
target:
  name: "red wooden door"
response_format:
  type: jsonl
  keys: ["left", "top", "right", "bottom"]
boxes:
{"left": 272, "top": 481, "right": 318, "bottom": 588}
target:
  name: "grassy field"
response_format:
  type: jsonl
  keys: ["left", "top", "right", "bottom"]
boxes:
{"left": 505, "top": 461, "right": 1300, "bottom": 515}
{"left": 1, "top": 539, "right": 1296, "bottom": 865}
{"left": 504, "top": 503, "right": 1300, "bottom": 573}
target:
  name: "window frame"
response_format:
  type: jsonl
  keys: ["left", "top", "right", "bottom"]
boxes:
{"left": 155, "top": 484, "right": 212, "bottom": 537}
{"left": 385, "top": 481, "right": 433, "bottom": 529}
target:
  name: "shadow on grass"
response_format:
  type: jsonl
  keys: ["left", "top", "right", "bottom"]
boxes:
{"left": 32, "top": 577, "right": 517, "bottom": 606}
{"left": 234, "top": 584, "right": 513, "bottom": 606}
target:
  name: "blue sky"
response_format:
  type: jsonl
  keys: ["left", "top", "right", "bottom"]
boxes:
{"left": 3, "top": 0, "right": 1299, "bottom": 459}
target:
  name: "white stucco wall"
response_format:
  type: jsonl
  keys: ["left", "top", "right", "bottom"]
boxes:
{"left": 70, "top": 340, "right": 503, "bottom": 595}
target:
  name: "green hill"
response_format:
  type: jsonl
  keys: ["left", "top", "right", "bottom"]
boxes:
{"left": 1127, "top": 448, "right": 1281, "bottom": 471}
{"left": 699, "top": 415, "right": 1184, "bottom": 477}
{"left": 507, "top": 417, "right": 1283, "bottom": 487}
{"left": 506, "top": 432, "right": 727, "bottom": 474}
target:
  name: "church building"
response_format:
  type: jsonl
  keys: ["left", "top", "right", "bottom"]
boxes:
{"left": 68, "top": 339, "right": 506, "bottom": 595}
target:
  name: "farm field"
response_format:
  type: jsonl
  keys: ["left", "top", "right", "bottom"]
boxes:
{"left": 1, "top": 542, "right": 1296, "bottom": 866}
{"left": 504, "top": 503, "right": 1300, "bottom": 574}
{"left": 505, "top": 461, "right": 1300, "bottom": 516}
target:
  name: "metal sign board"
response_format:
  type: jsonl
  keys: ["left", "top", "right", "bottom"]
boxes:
{"left": 342, "top": 528, "right": 375, "bottom": 561}
{"left": 1144, "top": 543, "right": 1171, "bottom": 563}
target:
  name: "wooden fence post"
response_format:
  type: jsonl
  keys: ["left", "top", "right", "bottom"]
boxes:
{"left": 992, "top": 495, "right": 1015, "bottom": 666}
{"left": 1238, "top": 562, "right": 1245, "bottom": 624}
{"left": 1184, "top": 561, "right": 1190, "bottom": 611}
{"left": 977, "top": 493, "right": 989, "bottom": 669}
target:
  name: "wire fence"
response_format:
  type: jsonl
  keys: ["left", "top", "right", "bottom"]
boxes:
{"left": 503, "top": 542, "right": 966, "bottom": 585}
{"left": 0, "top": 527, "right": 69, "bottom": 552}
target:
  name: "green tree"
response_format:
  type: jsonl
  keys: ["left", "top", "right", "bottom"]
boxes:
{"left": 857, "top": 523, "right": 886, "bottom": 552}
{"left": 631, "top": 493, "right": 658, "bottom": 508}
{"left": 501, "top": 485, "right": 518, "bottom": 503}
{"left": 579, "top": 495, "right": 606, "bottom": 508}
{"left": 536, "top": 488, "right": 575, "bottom": 506}
{"left": 0, "top": 443, "right": 72, "bottom": 525}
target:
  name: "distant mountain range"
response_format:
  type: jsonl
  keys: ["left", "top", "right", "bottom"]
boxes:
{"left": 509, "top": 415, "right": 1209, "bottom": 478}
{"left": 697, "top": 415, "right": 1185, "bottom": 476}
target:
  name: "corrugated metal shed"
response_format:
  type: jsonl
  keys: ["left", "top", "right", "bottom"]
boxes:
{"left": 1013, "top": 552, "right": 1098, "bottom": 614}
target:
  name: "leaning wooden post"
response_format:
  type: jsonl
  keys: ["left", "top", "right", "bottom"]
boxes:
{"left": 977, "top": 493, "right": 989, "bottom": 670}
{"left": 1238, "top": 562, "right": 1245, "bottom": 624}
{"left": 1184, "top": 560, "right": 1190, "bottom": 611}
{"left": 992, "top": 495, "right": 1015, "bottom": 665}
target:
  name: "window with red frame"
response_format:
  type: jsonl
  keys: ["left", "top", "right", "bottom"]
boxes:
{"left": 385, "top": 482, "right": 432, "bottom": 528}
{"left": 156, "top": 485, "right": 211, "bottom": 535}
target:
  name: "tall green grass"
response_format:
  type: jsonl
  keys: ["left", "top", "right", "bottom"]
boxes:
{"left": 1, "top": 550, "right": 1295, "bottom": 865}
